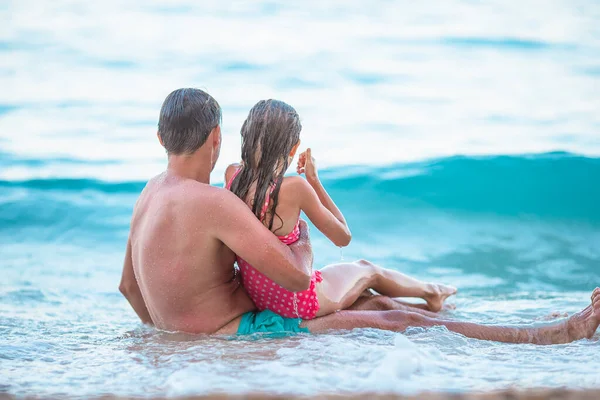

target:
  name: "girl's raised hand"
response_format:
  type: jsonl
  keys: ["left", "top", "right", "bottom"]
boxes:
{"left": 296, "top": 148, "right": 318, "bottom": 182}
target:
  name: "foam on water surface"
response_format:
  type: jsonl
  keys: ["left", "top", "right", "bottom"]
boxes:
{"left": 2, "top": 155, "right": 600, "bottom": 396}
{"left": 1, "top": 0, "right": 600, "bottom": 397}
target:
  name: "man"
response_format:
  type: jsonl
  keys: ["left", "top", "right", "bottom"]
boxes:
{"left": 120, "top": 88, "right": 600, "bottom": 343}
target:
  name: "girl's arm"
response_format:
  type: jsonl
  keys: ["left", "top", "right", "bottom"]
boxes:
{"left": 294, "top": 148, "right": 352, "bottom": 247}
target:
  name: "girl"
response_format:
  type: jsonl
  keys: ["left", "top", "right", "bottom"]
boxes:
{"left": 226, "top": 99, "right": 456, "bottom": 320}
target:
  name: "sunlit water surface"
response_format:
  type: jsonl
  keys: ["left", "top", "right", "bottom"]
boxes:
{"left": 1, "top": 0, "right": 600, "bottom": 397}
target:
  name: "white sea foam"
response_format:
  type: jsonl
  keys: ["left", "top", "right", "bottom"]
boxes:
{"left": 2, "top": 1, "right": 600, "bottom": 398}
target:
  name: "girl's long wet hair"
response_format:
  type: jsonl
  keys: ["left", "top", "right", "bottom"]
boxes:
{"left": 230, "top": 99, "right": 302, "bottom": 231}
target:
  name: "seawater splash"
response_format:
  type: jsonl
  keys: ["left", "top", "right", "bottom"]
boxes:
{"left": 361, "top": 335, "right": 425, "bottom": 393}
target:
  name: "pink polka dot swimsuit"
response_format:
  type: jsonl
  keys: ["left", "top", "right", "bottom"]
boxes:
{"left": 226, "top": 168, "right": 322, "bottom": 320}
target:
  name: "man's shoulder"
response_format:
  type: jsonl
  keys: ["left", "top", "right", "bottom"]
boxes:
{"left": 138, "top": 174, "right": 246, "bottom": 222}
{"left": 173, "top": 179, "right": 244, "bottom": 210}
{"left": 141, "top": 174, "right": 232, "bottom": 206}
{"left": 176, "top": 179, "right": 230, "bottom": 200}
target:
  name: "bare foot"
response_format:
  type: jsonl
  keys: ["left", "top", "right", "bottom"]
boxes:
{"left": 424, "top": 283, "right": 457, "bottom": 313}
{"left": 565, "top": 287, "right": 600, "bottom": 342}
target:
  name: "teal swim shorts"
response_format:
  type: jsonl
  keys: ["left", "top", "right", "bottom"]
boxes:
{"left": 237, "top": 310, "right": 310, "bottom": 336}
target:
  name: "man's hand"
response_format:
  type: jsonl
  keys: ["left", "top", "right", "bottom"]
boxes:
{"left": 296, "top": 219, "right": 311, "bottom": 242}
{"left": 297, "top": 148, "right": 319, "bottom": 184}
{"left": 214, "top": 189, "right": 312, "bottom": 292}
{"left": 289, "top": 219, "right": 314, "bottom": 276}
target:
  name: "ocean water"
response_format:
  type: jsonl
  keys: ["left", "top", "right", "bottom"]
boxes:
{"left": 1, "top": 0, "right": 600, "bottom": 398}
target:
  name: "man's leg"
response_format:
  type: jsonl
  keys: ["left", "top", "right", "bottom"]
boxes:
{"left": 302, "top": 288, "right": 600, "bottom": 345}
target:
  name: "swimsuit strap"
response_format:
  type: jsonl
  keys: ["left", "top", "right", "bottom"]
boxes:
{"left": 259, "top": 183, "right": 276, "bottom": 221}
{"left": 277, "top": 219, "right": 301, "bottom": 244}
{"left": 225, "top": 167, "right": 242, "bottom": 190}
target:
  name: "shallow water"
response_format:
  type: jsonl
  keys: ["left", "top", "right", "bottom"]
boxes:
{"left": 1, "top": 0, "right": 600, "bottom": 398}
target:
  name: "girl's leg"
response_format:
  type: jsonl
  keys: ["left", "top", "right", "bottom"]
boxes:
{"left": 347, "top": 295, "right": 448, "bottom": 318}
{"left": 315, "top": 259, "right": 456, "bottom": 316}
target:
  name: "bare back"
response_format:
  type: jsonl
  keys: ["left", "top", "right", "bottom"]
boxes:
{"left": 130, "top": 173, "right": 255, "bottom": 333}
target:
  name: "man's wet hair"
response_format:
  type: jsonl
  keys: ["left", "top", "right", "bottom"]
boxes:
{"left": 158, "top": 88, "right": 222, "bottom": 155}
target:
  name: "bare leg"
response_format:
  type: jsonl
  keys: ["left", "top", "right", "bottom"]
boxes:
{"left": 303, "top": 288, "right": 600, "bottom": 345}
{"left": 353, "top": 290, "right": 456, "bottom": 312}
{"left": 347, "top": 295, "right": 444, "bottom": 319}
{"left": 316, "top": 260, "right": 456, "bottom": 316}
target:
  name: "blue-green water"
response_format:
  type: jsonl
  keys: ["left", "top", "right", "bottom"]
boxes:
{"left": 2, "top": 153, "right": 599, "bottom": 396}
{"left": 2, "top": 0, "right": 600, "bottom": 397}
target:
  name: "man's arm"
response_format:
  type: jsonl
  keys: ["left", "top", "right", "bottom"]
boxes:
{"left": 211, "top": 189, "right": 313, "bottom": 292}
{"left": 119, "top": 236, "right": 153, "bottom": 324}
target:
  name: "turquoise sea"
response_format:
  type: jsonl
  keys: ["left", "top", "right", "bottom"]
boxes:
{"left": 1, "top": 1, "right": 600, "bottom": 397}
